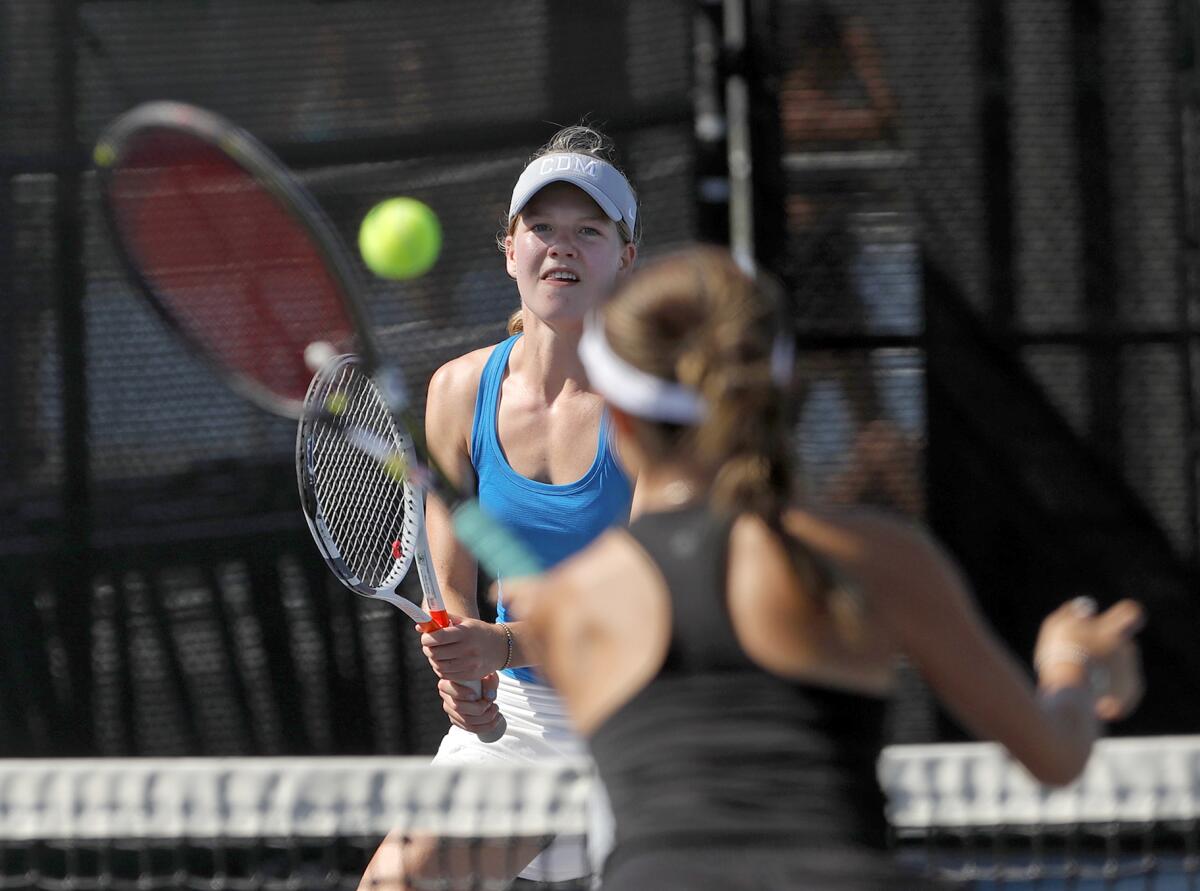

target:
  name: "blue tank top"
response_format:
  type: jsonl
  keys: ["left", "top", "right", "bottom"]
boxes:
{"left": 471, "top": 334, "right": 632, "bottom": 683}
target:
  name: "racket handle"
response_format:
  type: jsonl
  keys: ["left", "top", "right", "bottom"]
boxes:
{"left": 469, "top": 679, "right": 507, "bottom": 744}
{"left": 452, "top": 502, "right": 542, "bottom": 580}
{"left": 427, "top": 607, "right": 507, "bottom": 744}
{"left": 441, "top": 506, "right": 526, "bottom": 745}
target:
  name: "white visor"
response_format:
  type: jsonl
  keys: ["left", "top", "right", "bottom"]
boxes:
{"left": 508, "top": 153, "right": 637, "bottom": 234}
{"left": 578, "top": 312, "right": 707, "bottom": 425}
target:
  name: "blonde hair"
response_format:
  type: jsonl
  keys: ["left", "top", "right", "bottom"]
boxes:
{"left": 601, "top": 246, "right": 849, "bottom": 620}
{"left": 503, "top": 124, "right": 640, "bottom": 336}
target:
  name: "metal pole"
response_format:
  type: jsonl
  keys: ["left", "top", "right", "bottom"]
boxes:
{"left": 1182, "top": 0, "right": 1200, "bottom": 566}
{"left": 52, "top": 0, "right": 94, "bottom": 753}
{"left": 723, "top": 0, "right": 756, "bottom": 275}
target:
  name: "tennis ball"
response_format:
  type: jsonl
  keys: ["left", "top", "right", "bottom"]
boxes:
{"left": 93, "top": 143, "right": 116, "bottom": 168}
{"left": 358, "top": 197, "right": 442, "bottom": 280}
{"left": 326, "top": 392, "right": 349, "bottom": 415}
{"left": 303, "top": 340, "right": 337, "bottom": 373}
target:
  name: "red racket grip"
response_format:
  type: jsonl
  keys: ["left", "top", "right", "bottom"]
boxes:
{"left": 413, "top": 608, "right": 453, "bottom": 634}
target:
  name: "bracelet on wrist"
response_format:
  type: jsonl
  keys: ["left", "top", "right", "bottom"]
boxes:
{"left": 497, "top": 621, "right": 514, "bottom": 671}
{"left": 1034, "top": 644, "right": 1109, "bottom": 698}
{"left": 1034, "top": 643, "right": 1090, "bottom": 673}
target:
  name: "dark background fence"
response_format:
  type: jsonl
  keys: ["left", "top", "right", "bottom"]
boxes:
{"left": 0, "top": 0, "right": 1196, "bottom": 756}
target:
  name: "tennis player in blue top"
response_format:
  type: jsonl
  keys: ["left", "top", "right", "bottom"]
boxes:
{"left": 358, "top": 124, "right": 639, "bottom": 890}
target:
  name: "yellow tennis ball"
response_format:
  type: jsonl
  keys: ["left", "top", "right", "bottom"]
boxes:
{"left": 358, "top": 197, "right": 442, "bottom": 280}
{"left": 326, "top": 392, "right": 349, "bottom": 415}
{"left": 93, "top": 143, "right": 116, "bottom": 167}
{"left": 383, "top": 452, "right": 409, "bottom": 482}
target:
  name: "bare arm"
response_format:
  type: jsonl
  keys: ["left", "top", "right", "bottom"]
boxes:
{"left": 420, "top": 353, "right": 507, "bottom": 735}
{"left": 423, "top": 358, "right": 481, "bottom": 619}
{"left": 798, "top": 511, "right": 1143, "bottom": 785}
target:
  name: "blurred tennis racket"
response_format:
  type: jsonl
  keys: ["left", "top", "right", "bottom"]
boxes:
{"left": 297, "top": 353, "right": 505, "bottom": 741}
{"left": 93, "top": 100, "right": 534, "bottom": 739}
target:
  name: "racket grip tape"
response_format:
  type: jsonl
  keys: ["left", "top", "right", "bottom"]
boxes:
{"left": 452, "top": 502, "right": 543, "bottom": 579}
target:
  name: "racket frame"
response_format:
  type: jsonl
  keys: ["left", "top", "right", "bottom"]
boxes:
{"left": 296, "top": 353, "right": 435, "bottom": 629}
{"left": 297, "top": 353, "right": 506, "bottom": 741}
{"left": 97, "top": 103, "right": 528, "bottom": 577}
{"left": 94, "top": 100, "right": 374, "bottom": 419}
{"left": 96, "top": 97, "right": 537, "bottom": 701}
{"left": 94, "top": 101, "right": 521, "bottom": 741}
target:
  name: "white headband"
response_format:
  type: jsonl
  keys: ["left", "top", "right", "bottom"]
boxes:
{"left": 578, "top": 313, "right": 796, "bottom": 425}
{"left": 578, "top": 312, "right": 707, "bottom": 425}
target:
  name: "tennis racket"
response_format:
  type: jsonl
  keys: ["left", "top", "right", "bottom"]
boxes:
{"left": 93, "top": 100, "right": 537, "bottom": 736}
{"left": 297, "top": 353, "right": 505, "bottom": 742}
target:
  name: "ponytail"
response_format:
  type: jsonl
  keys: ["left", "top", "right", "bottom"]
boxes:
{"left": 604, "top": 247, "right": 861, "bottom": 638}
{"left": 507, "top": 308, "right": 524, "bottom": 335}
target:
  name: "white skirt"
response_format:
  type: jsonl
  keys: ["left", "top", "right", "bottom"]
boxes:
{"left": 431, "top": 672, "right": 596, "bottom": 883}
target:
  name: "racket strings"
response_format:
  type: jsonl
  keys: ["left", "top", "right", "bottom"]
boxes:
{"left": 315, "top": 426, "right": 407, "bottom": 589}
{"left": 311, "top": 365, "right": 413, "bottom": 590}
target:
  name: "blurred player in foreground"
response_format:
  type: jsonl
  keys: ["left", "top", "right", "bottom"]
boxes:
{"left": 359, "top": 124, "right": 638, "bottom": 890}
{"left": 508, "top": 245, "right": 1145, "bottom": 890}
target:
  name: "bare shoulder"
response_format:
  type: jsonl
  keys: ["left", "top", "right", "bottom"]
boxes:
{"left": 424, "top": 344, "right": 500, "bottom": 477}
{"left": 516, "top": 528, "right": 671, "bottom": 735}
{"left": 520, "top": 530, "right": 655, "bottom": 630}
{"left": 426, "top": 345, "right": 494, "bottom": 415}
{"left": 556, "top": 529, "right": 650, "bottom": 596}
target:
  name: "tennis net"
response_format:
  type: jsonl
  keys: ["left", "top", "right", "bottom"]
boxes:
{"left": 0, "top": 737, "right": 1194, "bottom": 890}
{"left": 882, "top": 735, "right": 1200, "bottom": 888}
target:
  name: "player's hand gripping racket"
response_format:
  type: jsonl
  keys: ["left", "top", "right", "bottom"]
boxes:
{"left": 93, "top": 100, "right": 537, "bottom": 739}
{"left": 297, "top": 353, "right": 505, "bottom": 742}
